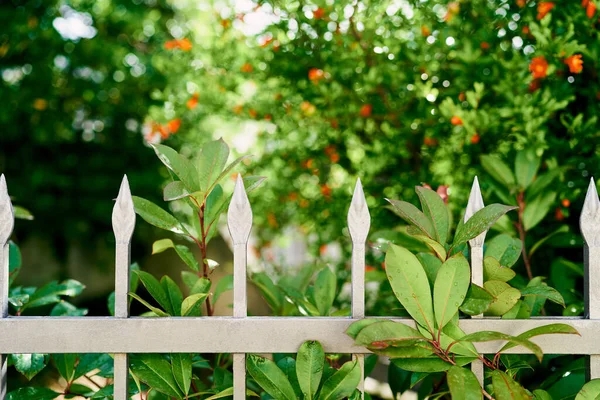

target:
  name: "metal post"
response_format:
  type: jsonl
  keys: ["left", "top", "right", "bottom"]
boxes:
{"left": 112, "top": 176, "right": 136, "bottom": 400}
{"left": 348, "top": 179, "right": 370, "bottom": 397}
{"left": 228, "top": 174, "right": 252, "bottom": 400}
{"left": 465, "top": 177, "right": 486, "bottom": 385}
{"left": 0, "top": 176, "right": 14, "bottom": 400}
{"left": 581, "top": 178, "right": 600, "bottom": 379}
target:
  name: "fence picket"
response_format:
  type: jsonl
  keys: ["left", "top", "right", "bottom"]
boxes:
{"left": 112, "top": 176, "right": 136, "bottom": 400}
{"left": 465, "top": 177, "right": 486, "bottom": 385}
{"left": 348, "top": 179, "right": 370, "bottom": 396}
{"left": 0, "top": 176, "right": 14, "bottom": 400}
{"left": 581, "top": 178, "right": 600, "bottom": 379}
{"left": 228, "top": 174, "right": 253, "bottom": 400}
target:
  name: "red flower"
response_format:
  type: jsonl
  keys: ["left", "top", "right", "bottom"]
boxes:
{"left": 529, "top": 56, "right": 548, "bottom": 79}
{"left": 470, "top": 133, "right": 480, "bottom": 144}
{"left": 564, "top": 54, "right": 583, "bottom": 74}
{"left": 167, "top": 119, "right": 181, "bottom": 134}
{"left": 164, "top": 38, "right": 192, "bottom": 51}
{"left": 313, "top": 7, "right": 325, "bottom": 20}
{"left": 537, "top": 2, "right": 555, "bottom": 20}
{"left": 308, "top": 68, "right": 324, "bottom": 82}
{"left": 587, "top": 1, "right": 597, "bottom": 18}
{"left": 240, "top": 63, "right": 253, "bottom": 73}
{"left": 186, "top": 93, "right": 199, "bottom": 110}
{"left": 451, "top": 116, "right": 463, "bottom": 125}
{"left": 359, "top": 104, "right": 372, "bottom": 117}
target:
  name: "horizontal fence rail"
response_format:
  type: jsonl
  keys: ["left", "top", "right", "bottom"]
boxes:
{"left": 0, "top": 173, "right": 599, "bottom": 399}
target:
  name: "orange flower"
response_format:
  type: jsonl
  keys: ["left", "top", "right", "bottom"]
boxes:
{"left": 470, "top": 133, "right": 480, "bottom": 144}
{"left": 288, "top": 192, "right": 298, "bottom": 201}
{"left": 587, "top": 1, "right": 597, "bottom": 18}
{"left": 167, "top": 119, "right": 181, "bottom": 134}
{"left": 517, "top": 0, "right": 527, "bottom": 7}
{"left": 537, "top": 2, "right": 555, "bottom": 20}
{"left": 220, "top": 19, "right": 230, "bottom": 28}
{"left": 233, "top": 105, "right": 243, "bottom": 115}
{"left": 320, "top": 184, "right": 332, "bottom": 197}
{"left": 451, "top": 116, "right": 463, "bottom": 125}
{"left": 360, "top": 104, "right": 372, "bottom": 117}
{"left": 582, "top": 0, "right": 589, "bottom": 7}
{"left": 164, "top": 38, "right": 192, "bottom": 51}
{"left": 32, "top": 98, "right": 48, "bottom": 111}
{"left": 522, "top": 26, "right": 530, "bottom": 35}
{"left": 313, "top": 7, "right": 325, "bottom": 19}
{"left": 421, "top": 26, "right": 431, "bottom": 37}
{"left": 365, "top": 265, "right": 376, "bottom": 272}
{"left": 308, "top": 68, "right": 324, "bottom": 82}
{"left": 264, "top": 114, "right": 272, "bottom": 121}
{"left": 562, "top": 199, "right": 571, "bottom": 207}
{"left": 186, "top": 93, "right": 199, "bottom": 110}
{"left": 529, "top": 56, "right": 548, "bottom": 79}
{"left": 300, "top": 101, "right": 316, "bottom": 116}
{"left": 324, "top": 145, "right": 336, "bottom": 156}
{"left": 329, "top": 153, "right": 340, "bottom": 163}
{"left": 248, "top": 109, "right": 258, "bottom": 118}
{"left": 424, "top": 137, "right": 438, "bottom": 146}
{"left": 480, "top": 42, "right": 490, "bottom": 50}
{"left": 555, "top": 207, "right": 565, "bottom": 221}
{"left": 240, "top": 63, "right": 253, "bottom": 73}
{"left": 564, "top": 54, "right": 583, "bottom": 74}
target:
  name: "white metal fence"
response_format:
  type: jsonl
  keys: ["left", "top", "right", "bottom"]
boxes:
{"left": 1, "top": 173, "right": 600, "bottom": 399}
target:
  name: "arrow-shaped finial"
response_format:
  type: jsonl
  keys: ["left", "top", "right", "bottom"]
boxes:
{"left": 581, "top": 177, "right": 600, "bottom": 248}
{"left": 112, "top": 175, "right": 136, "bottom": 244}
{"left": 465, "top": 176, "right": 486, "bottom": 247}
{"left": 0, "top": 174, "right": 14, "bottom": 245}
{"left": 228, "top": 174, "right": 253, "bottom": 245}
{"left": 348, "top": 178, "right": 370, "bottom": 244}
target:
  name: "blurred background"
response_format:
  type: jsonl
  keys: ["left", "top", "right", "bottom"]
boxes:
{"left": 1, "top": 0, "right": 599, "bottom": 397}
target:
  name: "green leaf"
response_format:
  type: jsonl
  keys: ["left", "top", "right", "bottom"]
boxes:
{"left": 247, "top": 354, "right": 296, "bottom": 400}
{"left": 500, "top": 323, "right": 579, "bottom": 353}
{"left": 484, "top": 234, "right": 523, "bottom": 268}
{"left": 73, "top": 354, "right": 113, "bottom": 380}
{"left": 128, "top": 293, "right": 169, "bottom": 317}
{"left": 529, "top": 225, "right": 569, "bottom": 257}
{"left": 161, "top": 276, "right": 183, "bottom": 316}
{"left": 296, "top": 341, "right": 325, "bottom": 400}
{"left": 313, "top": 267, "right": 336, "bottom": 315}
{"left": 385, "top": 244, "right": 435, "bottom": 332}
{"left": 206, "top": 155, "right": 252, "bottom": 195}
{"left": 7, "top": 387, "right": 60, "bottom": 400}
{"left": 527, "top": 168, "right": 562, "bottom": 201}
{"left": 53, "top": 353, "right": 78, "bottom": 382}
{"left": 21, "top": 279, "right": 85, "bottom": 311}
{"left": 416, "top": 253, "right": 442, "bottom": 289}
{"left": 317, "top": 360, "right": 361, "bottom": 400}
{"left": 132, "top": 196, "right": 187, "bottom": 235}
{"left": 346, "top": 318, "right": 387, "bottom": 340}
{"left": 153, "top": 144, "right": 200, "bottom": 192}
{"left": 13, "top": 206, "right": 34, "bottom": 221}
{"left": 447, "top": 366, "right": 482, "bottom": 400}
{"left": 484, "top": 281, "right": 521, "bottom": 316}
{"left": 8, "top": 241, "right": 22, "bottom": 285}
{"left": 213, "top": 274, "right": 233, "bottom": 305}
{"left": 171, "top": 353, "right": 192, "bottom": 396}
{"left": 460, "top": 284, "right": 494, "bottom": 315}
{"left": 354, "top": 320, "right": 426, "bottom": 348}
{"left": 416, "top": 186, "right": 450, "bottom": 244}
{"left": 532, "top": 389, "right": 553, "bottom": 400}
{"left": 523, "top": 191, "right": 557, "bottom": 231}
{"left": 515, "top": 149, "right": 541, "bottom": 189}
{"left": 433, "top": 254, "right": 470, "bottom": 329}
{"left": 484, "top": 257, "right": 516, "bottom": 282}
{"left": 481, "top": 155, "right": 515, "bottom": 188}
{"left": 454, "top": 204, "right": 517, "bottom": 246}
{"left": 575, "top": 379, "right": 600, "bottom": 400}
{"left": 413, "top": 234, "right": 447, "bottom": 260}
{"left": 50, "top": 301, "right": 87, "bottom": 316}
{"left": 491, "top": 370, "right": 530, "bottom": 400}
{"left": 163, "top": 181, "right": 190, "bottom": 201}
{"left": 252, "top": 272, "right": 283, "bottom": 312}
{"left": 130, "top": 354, "right": 184, "bottom": 398}
{"left": 277, "top": 357, "right": 302, "bottom": 398}
{"left": 152, "top": 239, "right": 200, "bottom": 272}
{"left": 197, "top": 139, "right": 230, "bottom": 192}
{"left": 458, "top": 331, "right": 543, "bottom": 361}
{"left": 10, "top": 354, "right": 47, "bottom": 380}
{"left": 181, "top": 293, "right": 208, "bottom": 316}
{"left": 386, "top": 199, "right": 435, "bottom": 239}
{"left": 392, "top": 357, "right": 475, "bottom": 373}
{"left": 181, "top": 271, "right": 200, "bottom": 292}
{"left": 134, "top": 271, "right": 172, "bottom": 314}
{"left": 521, "top": 283, "right": 565, "bottom": 307}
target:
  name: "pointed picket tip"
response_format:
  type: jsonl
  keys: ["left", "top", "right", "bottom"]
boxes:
{"left": 581, "top": 177, "right": 600, "bottom": 247}
{"left": 0, "top": 174, "right": 14, "bottom": 244}
{"left": 112, "top": 175, "right": 136, "bottom": 243}
{"left": 228, "top": 174, "right": 253, "bottom": 245}
{"left": 348, "top": 178, "right": 371, "bottom": 243}
{"left": 465, "top": 176, "right": 486, "bottom": 247}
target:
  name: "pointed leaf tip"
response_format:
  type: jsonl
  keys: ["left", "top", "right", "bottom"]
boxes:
{"left": 581, "top": 177, "right": 600, "bottom": 247}
{"left": 464, "top": 176, "right": 486, "bottom": 247}
{"left": 112, "top": 175, "right": 136, "bottom": 243}
{"left": 348, "top": 178, "right": 370, "bottom": 243}
{"left": 228, "top": 174, "right": 253, "bottom": 245}
{"left": 0, "top": 174, "right": 14, "bottom": 244}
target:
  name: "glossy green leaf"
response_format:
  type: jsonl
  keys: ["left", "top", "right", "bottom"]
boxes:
{"left": 346, "top": 318, "right": 387, "bottom": 340}
{"left": 523, "top": 191, "right": 557, "bottom": 231}
{"left": 460, "top": 284, "right": 494, "bottom": 315}
{"left": 181, "top": 293, "right": 208, "bottom": 316}
{"left": 529, "top": 225, "right": 569, "bottom": 257}
{"left": 447, "top": 366, "right": 482, "bottom": 400}
{"left": 73, "top": 354, "right": 113, "bottom": 380}
{"left": 161, "top": 276, "right": 183, "bottom": 316}
{"left": 392, "top": 357, "right": 475, "bottom": 372}
{"left": 133, "top": 271, "right": 172, "bottom": 314}
{"left": 132, "top": 196, "right": 187, "bottom": 235}
{"left": 533, "top": 389, "right": 553, "bottom": 400}
{"left": 206, "top": 155, "right": 252, "bottom": 195}
{"left": 20, "top": 279, "right": 85, "bottom": 311}
{"left": 386, "top": 199, "right": 435, "bottom": 238}
{"left": 152, "top": 239, "right": 200, "bottom": 272}
{"left": 277, "top": 357, "right": 302, "bottom": 398}
{"left": 481, "top": 155, "right": 515, "bottom": 188}
{"left": 171, "top": 353, "right": 192, "bottom": 396}
{"left": 7, "top": 387, "right": 60, "bottom": 400}
{"left": 213, "top": 274, "right": 233, "bottom": 305}
{"left": 313, "top": 267, "right": 336, "bottom": 315}
{"left": 197, "top": 139, "right": 230, "bottom": 192}
{"left": 515, "top": 149, "right": 541, "bottom": 189}
{"left": 13, "top": 206, "right": 34, "bottom": 221}
{"left": 500, "top": 323, "right": 579, "bottom": 353}
{"left": 163, "top": 180, "right": 190, "bottom": 201}
{"left": 454, "top": 204, "right": 517, "bottom": 246}
{"left": 247, "top": 354, "right": 296, "bottom": 400}
{"left": 484, "top": 257, "right": 516, "bottom": 282}
{"left": 128, "top": 293, "right": 169, "bottom": 317}
{"left": 527, "top": 168, "right": 563, "bottom": 201}
{"left": 484, "top": 234, "right": 523, "bottom": 268}
{"left": 575, "top": 379, "right": 600, "bottom": 400}
{"left": 8, "top": 241, "right": 22, "bottom": 285}
{"left": 10, "top": 354, "right": 47, "bottom": 380}
{"left": 385, "top": 244, "right": 435, "bottom": 332}
{"left": 252, "top": 272, "right": 283, "bottom": 312}
{"left": 521, "top": 283, "right": 565, "bottom": 307}
{"left": 416, "top": 252, "right": 442, "bottom": 289}
{"left": 130, "top": 354, "right": 184, "bottom": 398}
{"left": 433, "top": 254, "right": 470, "bottom": 329}
{"left": 190, "top": 276, "right": 211, "bottom": 295}
{"left": 413, "top": 234, "right": 447, "bottom": 260}
{"left": 54, "top": 353, "right": 77, "bottom": 382}
{"left": 416, "top": 186, "right": 450, "bottom": 244}
{"left": 296, "top": 340, "right": 325, "bottom": 400}
{"left": 317, "top": 360, "right": 361, "bottom": 400}
{"left": 491, "top": 370, "right": 530, "bottom": 400}
{"left": 484, "top": 280, "right": 521, "bottom": 316}
{"left": 152, "top": 144, "right": 200, "bottom": 192}
{"left": 354, "top": 320, "right": 426, "bottom": 348}
{"left": 459, "top": 331, "right": 543, "bottom": 361}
